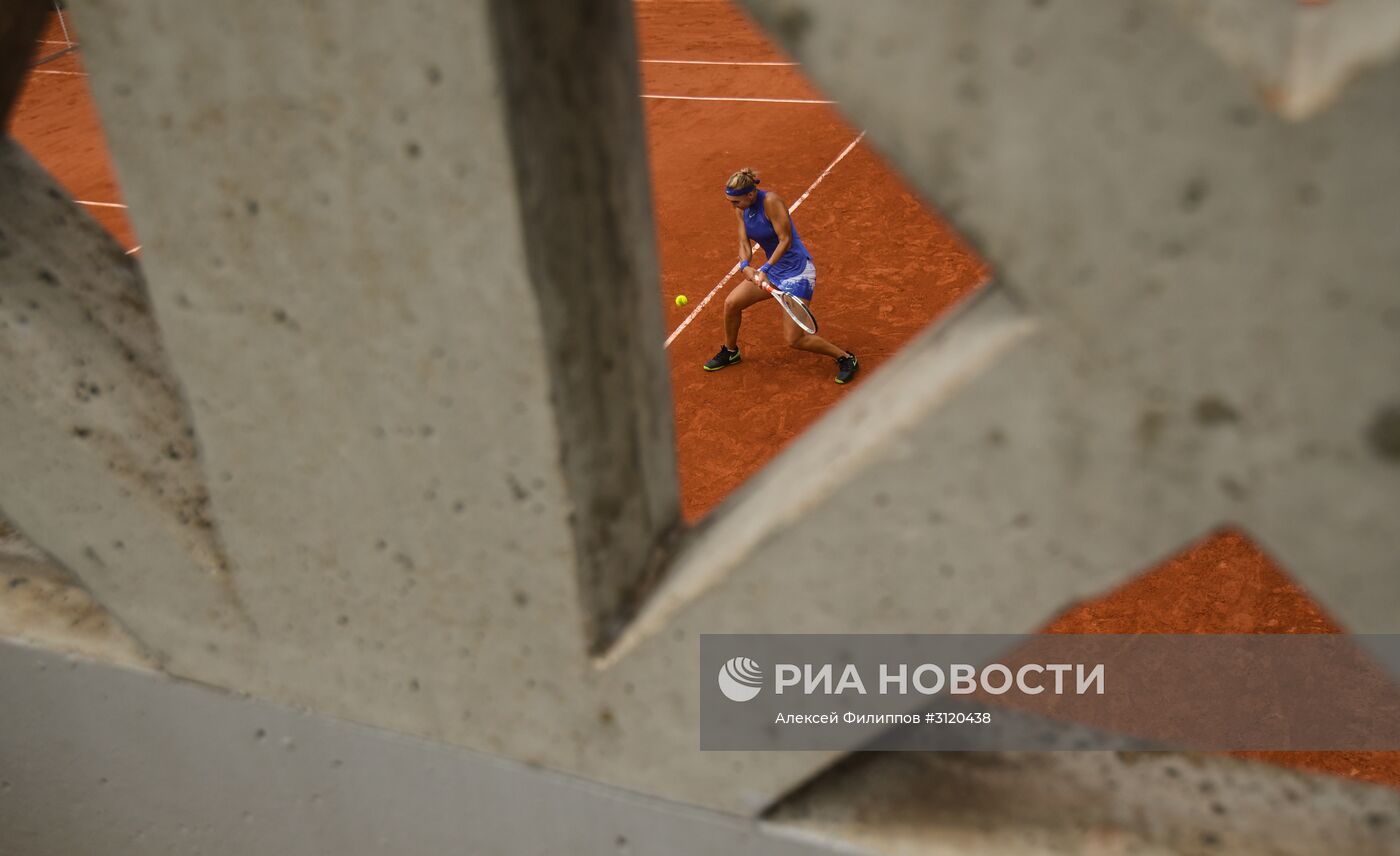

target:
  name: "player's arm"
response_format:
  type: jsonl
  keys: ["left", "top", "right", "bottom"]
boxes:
{"left": 758, "top": 193, "right": 793, "bottom": 281}
{"left": 737, "top": 208, "right": 757, "bottom": 281}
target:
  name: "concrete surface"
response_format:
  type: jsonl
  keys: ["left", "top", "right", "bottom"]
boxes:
{"left": 0, "top": 139, "right": 252, "bottom": 669}
{"left": 7, "top": 639, "right": 1396, "bottom": 855}
{"left": 737, "top": 0, "right": 1400, "bottom": 637}
{"left": 774, "top": 751, "right": 1400, "bottom": 855}
{"left": 0, "top": 639, "right": 839, "bottom": 856}
{"left": 1172, "top": 0, "right": 1400, "bottom": 119}
{"left": 1, "top": 0, "right": 1397, "bottom": 844}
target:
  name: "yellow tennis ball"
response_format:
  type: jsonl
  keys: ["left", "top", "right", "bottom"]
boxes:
{"left": 675, "top": 294, "right": 688, "bottom": 307}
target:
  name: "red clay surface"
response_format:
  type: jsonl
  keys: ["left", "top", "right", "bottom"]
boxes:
{"left": 1044, "top": 530, "right": 1400, "bottom": 787}
{"left": 13, "top": 1, "right": 1398, "bottom": 791}
{"left": 12, "top": 18, "right": 137, "bottom": 250}
{"left": 637, "top": 1, "right": 988, "bottom": 520}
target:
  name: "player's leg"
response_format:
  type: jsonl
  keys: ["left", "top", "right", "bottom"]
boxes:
{"left": 723, "top": 278, "right": 766, "bottom": 349}
{"left": 784, "top": 310, "right": 858, "bottom": 383}
{"left": 704, "top": 278, "right": 766, "bottom": 371}
{"left": 776, "top": 263, "right": 859, "bottom": 382}
{"left": 780, "top": 306, "right": 847, "bottom": 359}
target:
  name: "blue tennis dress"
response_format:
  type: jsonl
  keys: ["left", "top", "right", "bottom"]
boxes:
{"left": 744, "top": 189, "right": 816, "bottom": 301}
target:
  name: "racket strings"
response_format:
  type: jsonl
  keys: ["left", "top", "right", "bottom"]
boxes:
{"left": 772, "top": 290, "right": 818, "bottom": 335}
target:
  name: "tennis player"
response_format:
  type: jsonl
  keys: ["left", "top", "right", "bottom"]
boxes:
{"left": 703, "top": 168, "right": 859, "bottom": 384}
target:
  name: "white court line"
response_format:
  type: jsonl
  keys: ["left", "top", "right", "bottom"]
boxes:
{"left": 643, "top": 94, "right": 833, "bottom": 105}
{"left": 54, "top": 5, "right": 73, "bottom": 47}
{"left": 76, "top": 200, "right": 127, "bottom": 209}
{"left": 663, "top": 130, "right": 866, "bottom": 349}
{"left": 33, "top": 68, "right": 86, "bottom": 76}
{"left": 642, "top": 59, "right": 797, "bottom": 66}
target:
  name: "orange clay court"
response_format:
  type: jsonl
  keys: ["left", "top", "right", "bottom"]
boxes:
{"left": 13, "top": 0, "right": 1398, "bottom": 789}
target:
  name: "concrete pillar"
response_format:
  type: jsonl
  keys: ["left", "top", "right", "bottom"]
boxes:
{"left": 490, "top": 0, "right": 682, "bottom": 648}
{"left": 0, "top": 139, "right": 251, "bottom": 671}
{"left": 72, "top": 0, "right": 679, "bottom": 669}
{"left": 736, "top": 0, "right": 1400, "bottom": 634}
{"left": 0, "top": 1, "right": 49, "bottom": 126}
{"left": 62, "top": 0, "right": 713, "bottom": 804}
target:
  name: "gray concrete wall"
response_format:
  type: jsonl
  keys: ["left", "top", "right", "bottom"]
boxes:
{"left": 54, "top": 0, "right": 723, "bottom": 806}
{"left": 0, "top": 640, "right": 836, "bottom": 856}
{"left": 1173, "top": 0, "right": 1400, "bottom": 119}
{"left": 0, "top": 139, "right": 251, "bottom": 668}
{"left": 5, "top": 640, "right": 1397, "bottom": 855}
{"left": 3, "top": 0, "right": 1400, "bottom": 851}
{"left": 736, "top": 0, "right": 1400, "bottom": 636}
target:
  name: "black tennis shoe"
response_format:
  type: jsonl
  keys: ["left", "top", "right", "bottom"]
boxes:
{"left": 835, "top": 352, "right": 859, "bottom": 384}
{"left": 703, "top": 345, "right": 742, "bottom": 371}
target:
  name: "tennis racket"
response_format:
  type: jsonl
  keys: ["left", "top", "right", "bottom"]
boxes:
{"left": 759, "top": 281, "right": 818, "bottom": 335}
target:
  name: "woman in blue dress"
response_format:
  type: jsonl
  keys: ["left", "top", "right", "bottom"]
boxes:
{"left": 703, "top": 168, "right": 859, "bottom": 384}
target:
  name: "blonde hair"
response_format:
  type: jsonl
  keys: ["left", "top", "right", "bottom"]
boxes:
{"left": 725, "top": 167, "right": 759, "bottom": 194}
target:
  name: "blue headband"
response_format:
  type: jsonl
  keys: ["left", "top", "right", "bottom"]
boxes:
{"left": 725, "top": 184, "right": 757, "bottom": 197}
